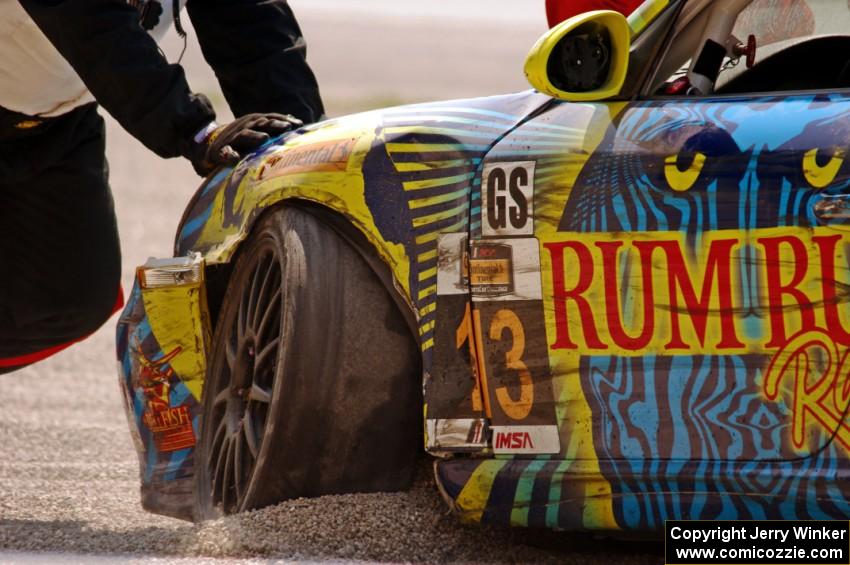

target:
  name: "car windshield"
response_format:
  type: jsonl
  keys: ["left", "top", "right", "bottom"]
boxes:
{"left": 718, "top": 0, "right": 850, "bottom": 87}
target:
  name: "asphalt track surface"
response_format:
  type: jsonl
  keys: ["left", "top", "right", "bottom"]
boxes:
{"left": 1, "top": 3, "right": 664, "bottom": 563}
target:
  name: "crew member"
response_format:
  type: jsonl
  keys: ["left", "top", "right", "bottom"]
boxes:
{"left": 0, "top": 0, "right": 324, "bottom": 373}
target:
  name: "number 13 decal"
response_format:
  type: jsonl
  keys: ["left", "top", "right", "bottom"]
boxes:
{"left": 489, "top": 309, "right": 534, "bottom": 420}
{"left": 456, "top": 303, "right": 541, "bottom": 422}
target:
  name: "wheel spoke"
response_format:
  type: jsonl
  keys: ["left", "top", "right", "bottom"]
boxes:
{"left": 243, "top": 405, "right": 260, "bottom": 458}
{"left": 234, "top": 426, "right": 245, "bottom": 502}
{"left": 254, "top": 337, "right": 280, "bottom": 371}
{"left": 213, "top": 387, "right": 230, "bottom": 407}
{"left": 245, "top": 259, "right": 262, "bottom": 330}
{"left": 238, "top": 282, "right": 252, "bottom": 340}
{"left": 221, "top": 437, "right": 235, "bottom": 512}
{"left": 252, "top": 259, "right": 279, "bottom": 332}
{"left": 225, "top": 339, "right": 237, "bottom": 370}
{"left": 237, "top": 300, "right": 246, "bottom": 342}
{"left": 212, "top": 434, "right": 229, "bottom": 502}
{"left": 211, "top": 417, "right": 227, "bottom": 457}
{"left": 249, "top": 382, "right": 272, "bottom": 404}
{"left": 255, "top": 291, "right": 281, "bottom": 342}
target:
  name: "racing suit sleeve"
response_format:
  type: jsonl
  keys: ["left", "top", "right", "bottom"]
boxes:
{"left": 186, "top": 0, "right": 325, "bottom": 123}
{"left": 17, "top": 0, "right": 215, "bottom": 159}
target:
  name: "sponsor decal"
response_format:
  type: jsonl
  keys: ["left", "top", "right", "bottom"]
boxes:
{"left": 257, "top": 138, "right": 355, "bottom": 180}
{"left": 542, "top": 229, "right": 850, "bottom": 353}
{"left": 437, "top": 236, "right": 544, "bottom": 302}
{"left": 764, "top": 328, "right": 850, "bottom": 452}
{"left": 470, "top": 239, "right": 543, "bottom": 302}
{"left": 491, "top": 425, "right": 560, "bottom": 454}
{"left": 463, "top": 240, "right": 515, "bottom": 296}
{"left": 482, "top": 162, "right": 535, "bottom": 236}
{"left": 541, "top": 227, "right": 850, "bottom": 452}
{"left": 495, "top": 430, "right": 534, "bottom": 449}
{"left": 137, "top": 345, "right": 196, "bottom": 453}
{"left": 142, "top": 405, "right": 195, "bottom": 452}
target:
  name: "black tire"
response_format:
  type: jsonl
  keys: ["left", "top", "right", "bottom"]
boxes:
{"left": 194, "top": 206, "right": 421, "bottom": 520}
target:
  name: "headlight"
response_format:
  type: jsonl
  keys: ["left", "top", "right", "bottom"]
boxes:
{"left": 137, "top": 253, "right": 204, "bottom": 289}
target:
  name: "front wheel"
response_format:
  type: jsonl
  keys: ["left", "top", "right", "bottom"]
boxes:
{"left": 194, "top": 206, "right": 421, "bottom": 520}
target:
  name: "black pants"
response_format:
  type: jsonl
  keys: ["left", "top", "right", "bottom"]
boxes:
{"left": 0, "top": 104, "right": 121, "bottom": 373}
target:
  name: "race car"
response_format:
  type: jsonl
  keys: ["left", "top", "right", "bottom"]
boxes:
{"left": 117, "top": 0, "right": 850, "bottom": 530}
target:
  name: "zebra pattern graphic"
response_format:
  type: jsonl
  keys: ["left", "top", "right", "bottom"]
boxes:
{"left": 559, "top": 95, "right": 850, "bottom": 239}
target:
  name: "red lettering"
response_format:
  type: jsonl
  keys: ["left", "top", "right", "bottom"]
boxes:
{"left": 635, "top": 239, "right": 743, "bottom": 350}
{"left": 596, "top": 241, "right": 655, "bottom": 351}
{"left": 813, "top": 235, "right": 850, "bottom": 346}
{"left": 176, "top": 406, "right": 191, "bottom": 425}
{"left": 763, "top": 329, "right": 848, "bottom": 451}
{"left": 494, "top": 431, "right": 535, "bottom": 450}
{"left": 759, "top": 236, "right": 817, "bottom": 348}
{"left": 545, "top": 241, "right": 606, "bottom": 350}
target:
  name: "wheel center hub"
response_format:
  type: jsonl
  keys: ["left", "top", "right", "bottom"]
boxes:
{"left": 231, "top": 335, "right": 256, "bottom": 399}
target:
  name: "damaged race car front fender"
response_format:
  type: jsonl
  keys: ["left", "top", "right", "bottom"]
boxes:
{"left": 116, "top": 255, "right": 211, "bottom": 520}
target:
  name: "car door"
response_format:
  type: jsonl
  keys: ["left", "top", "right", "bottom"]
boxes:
{"left": 467, "top": 101, "right": 623, "bottom": 459}
{"left": 474, "top": 86, "right": 850, "bottom": 463}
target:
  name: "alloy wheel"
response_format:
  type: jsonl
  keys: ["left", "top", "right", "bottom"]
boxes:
{"left": 205, "top": 245, "right": 282, "bottom": 513}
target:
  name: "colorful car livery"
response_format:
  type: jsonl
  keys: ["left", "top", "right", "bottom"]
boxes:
{"left": 117, "top": 0, "right": 850, "bottom": 531}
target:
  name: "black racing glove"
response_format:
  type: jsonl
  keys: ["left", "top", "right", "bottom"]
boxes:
{"left": 187, "top": 113, "right": 302, "bottom": 176}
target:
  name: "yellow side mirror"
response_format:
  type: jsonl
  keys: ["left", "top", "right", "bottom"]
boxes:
{"left": 524, "top": 10, "right": 631, "bottom": 102}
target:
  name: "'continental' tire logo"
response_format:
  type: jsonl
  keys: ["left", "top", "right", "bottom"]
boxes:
{"left": 460, "top": 240, "right": 515, "bottom": 296}
{"left": 482, "top": 161, "right": 535, "bottom": 237}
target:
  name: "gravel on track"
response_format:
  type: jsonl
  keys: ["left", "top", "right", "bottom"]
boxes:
{"left": 0, "top": 320, "right": 661, "bottom": 564}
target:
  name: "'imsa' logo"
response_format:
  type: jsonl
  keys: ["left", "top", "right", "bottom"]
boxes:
{"left": 494, "top": 431, "right": 534, "bottom": 450}
{"left": 482, "top": 161, "right": 535, "bottom": 236}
